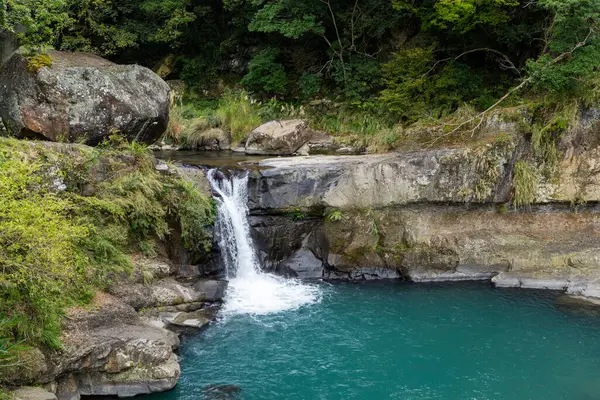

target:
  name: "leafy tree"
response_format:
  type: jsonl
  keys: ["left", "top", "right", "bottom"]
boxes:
{"left": 61, "top": 0, "right": 197, "bottom": 56}
{"left": 392, "top": 0, "right": 519, "bottom": 33}
{"left": 241, "top": 47, "right": 288, "bottom": 95}
{"left": 526, "top": 0, "right": 600, "bottom": 97}
{"left": 0, "top": 0, "right": 70, "bottom": 48}
{"left": 248, "top": 0, "right": 324, "bottom": 39}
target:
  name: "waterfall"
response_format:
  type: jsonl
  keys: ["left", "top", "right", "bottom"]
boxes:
{"left": 207, "top": 169, "right": 321, "bottom": 315}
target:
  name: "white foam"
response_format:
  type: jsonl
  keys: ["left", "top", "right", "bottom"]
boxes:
{"left": 223, "top": 275, "right": 321, "bottom": 315}
{"left": 207, "top": 169, "right": 321, "bottom": 315}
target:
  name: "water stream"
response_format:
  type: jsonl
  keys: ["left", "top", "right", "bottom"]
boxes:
{"left": 206, "top": 169, "right": 321, "bottom": 315}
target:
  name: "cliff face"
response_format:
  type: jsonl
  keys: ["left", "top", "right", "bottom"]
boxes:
{"left": 247, "top": 111, "right": 600, "bottom": 299}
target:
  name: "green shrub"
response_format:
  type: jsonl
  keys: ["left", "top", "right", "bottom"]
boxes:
{"left": 0, "top": 318, "right": 26, "bottom": 370}
{"left": 326, "top": 209, "right": 344, "bottom": 222}
{"left": 242, "top": 48, "right": 288, "bottom": 96}
{"left": 299, "top": 73, "right": 320, "bottom": 99}
{"left": 26, "top": 54, "right": 52, "bottom": 73}
{"left": 380, "top": 46, "right": 495, "bottom": 122}
{"left": 0, "top": 136, "right": 214, "bottom": 350}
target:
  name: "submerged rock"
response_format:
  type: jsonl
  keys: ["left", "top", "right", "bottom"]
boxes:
{"left": 0, "top": 50, "right": 169, "bottom": 144}
{"left": 12, "top": 387, "right": 57, "bottom": 400}
{"left": 202, "top": 384, "right": 241, "bottom": 400}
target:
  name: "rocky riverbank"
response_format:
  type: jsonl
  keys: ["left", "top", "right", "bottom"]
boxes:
{"left": 3, "top": 256, "right": 227, "bottom": 400}
{"left": 0, "top": 137, "right": 224, "bottom": 400}
{"left": 246, "top": 110, "right": 600, "bottom": 303}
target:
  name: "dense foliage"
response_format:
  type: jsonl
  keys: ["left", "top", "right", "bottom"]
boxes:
{"left": 0, "top": 137, "right": 214, "bottom": 354}
{"left": 3, "top": 0, "right": 598, "bottom": 116}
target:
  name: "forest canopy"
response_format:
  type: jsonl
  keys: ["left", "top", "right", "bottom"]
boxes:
{"left": 1, "top": 0, "right": 599, "bottom": 122}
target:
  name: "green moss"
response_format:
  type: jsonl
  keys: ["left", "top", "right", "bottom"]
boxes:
{"left": 26, "top": 54, "right": 52, "bottom": 73}
{"left": 0, "top": 386, "right": 14, "bottom": 400}
{"left": 284, "top": 207, "right": 308, "bottom": 221}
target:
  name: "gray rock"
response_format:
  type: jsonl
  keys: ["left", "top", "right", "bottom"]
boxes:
{"left": 245, "top": 120, "right": 316, "bottom": 155}
{"left": 108, "top": 278, "right": 204, "bottom": 310}
{"left": 283, "top": 249, "right": 324, "bottom": 278}
{"left": 192, "top": 128, "right": 231, "bottom": 151}
{"left": 0, "top": 50, "right": 169, "bottom": 144}
{"left": 50, "top": 293, "right": 180, "bottom": 399}
{"left": 249, "top": 146, "right": 515, "bottom": 210}
{"left": 192, "top": 280, "right": 228, "bottom": 302}
{"left": 155, "top": 162, "right": 169, "bottom": 171}
{"left": 325, "top": 267, "right": 401, "bottom": 280}
{"left": 177, "top": 264, "right": 201, "bottom": 278}
{"left": 13, "top": 387, "right": 57, "bottom": 400}
{"left": 163, "top": 311, "right": 211, "bottom": 329}
{"left": 0, "top": 347, "right": 50, "bottom": 385}
{"left": 73, "top": 353, "right": 180, "bottom": 398}
{"left": 566, "top": 281, "right": 600, "bottom": 298}
{"left": 492, "top": 273, "right": 570, "bottom": 290}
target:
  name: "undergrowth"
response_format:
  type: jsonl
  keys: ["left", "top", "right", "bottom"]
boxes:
{"left": 0, "top": 136, "right": 214, "bottom": 357}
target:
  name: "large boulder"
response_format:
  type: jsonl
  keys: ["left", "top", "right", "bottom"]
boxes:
{"left": 0, "top": 50, "right": 169, "bottom": 144}
{"left": 245, "top": 119, "right": 316, "bottom": 155}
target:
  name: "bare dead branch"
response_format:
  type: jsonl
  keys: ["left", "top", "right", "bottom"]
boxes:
{"left": 423, "top": 47, "right": 521, "bottom": 78}
{"left": 320, "top": 0, "right": 347, "bottom": 83}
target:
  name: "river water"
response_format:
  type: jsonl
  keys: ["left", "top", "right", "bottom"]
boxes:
{"left": 150, "top": 160, "right": 600, "bottom": 400}
{"left": 154, "top": 282, "right": 600, "bottom": 400}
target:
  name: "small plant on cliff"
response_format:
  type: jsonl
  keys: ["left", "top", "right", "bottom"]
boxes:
{"left": 286, "top": 207, "right": 307, "bottom": 221}
{"left": 529, "top": 101, "right": 576, "bottom": 179}
{"left": 512, "top": 160, "right": 539, "bottom": 209}
{"left": 26, "top": 54, "right": 52, "bottom": 73}
{"left": 0, "top": 319, "right": 25, "bottom": 370}
{"left": 326, "top": 209, "right": 344, "bottom": 222}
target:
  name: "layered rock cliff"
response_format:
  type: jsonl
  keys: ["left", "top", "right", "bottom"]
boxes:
{"left": 247, "top": 109, "right": 600, "bottom": 300}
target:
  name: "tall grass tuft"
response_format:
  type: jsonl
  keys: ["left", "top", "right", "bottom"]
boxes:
{"left": 215, "top": 90, "right": 263, "bottom": 145}
{"left": 512, "top": 160, "right": 539, "bottom": 209}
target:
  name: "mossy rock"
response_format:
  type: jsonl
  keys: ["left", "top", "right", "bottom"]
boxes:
{"left": 26, "top": 54, "right": 52, "bottom": 74}
{"left": 0, "top": 348, "right": 49, "bottom": 385}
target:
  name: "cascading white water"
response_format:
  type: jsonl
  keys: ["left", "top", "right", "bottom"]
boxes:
{"left": 207, "top": 169, "right": 321, "bottom": 315}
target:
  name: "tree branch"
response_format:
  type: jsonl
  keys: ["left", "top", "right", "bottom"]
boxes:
{"left": 427, "top": 27, "right": 596, "bottom": 147}
{"left": 320, "top": 0, "right": 347, "bottom": 83}
{"left": 423, "top": 47, "right": 521, "bottom": 79}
